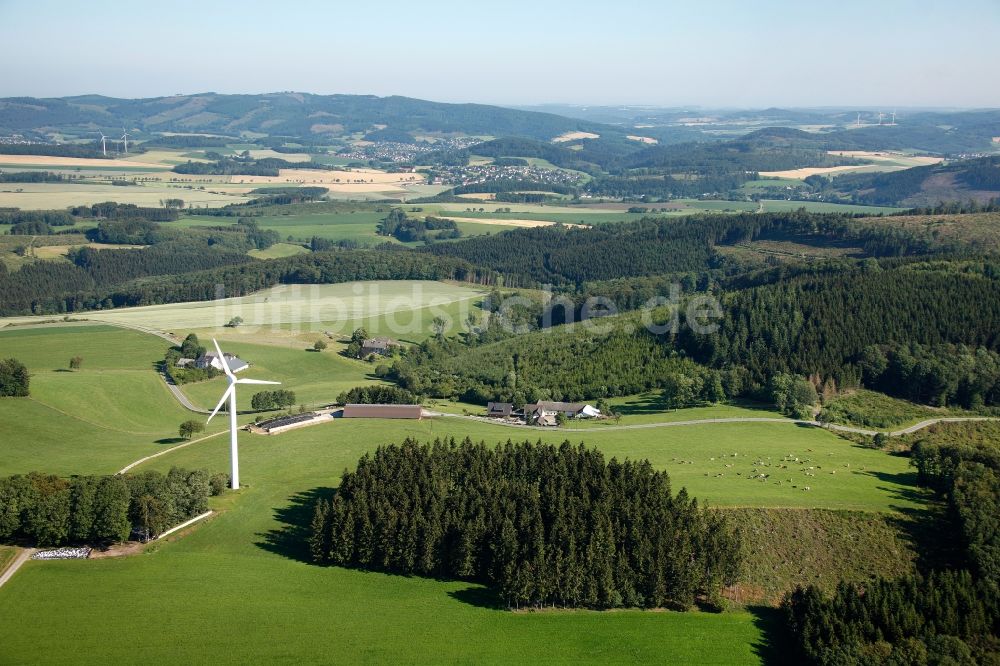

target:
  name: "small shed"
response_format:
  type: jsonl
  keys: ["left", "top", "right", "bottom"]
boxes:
{"left": 342, "top": 404, "right": 423, "bottom": 419}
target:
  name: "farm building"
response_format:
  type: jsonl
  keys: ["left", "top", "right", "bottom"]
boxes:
{"left": 255, "top": 412, "right": 331, "bottom": 434}
{"left": 196, "top": 351, "right": 248, "bottom": 373}
{"left": 523, "top": 401, "right": 601, "bottom": 425}
{"left": 487, "top": 402, "right": 517, "bottom": 419}
{"left": 358, "top": 337, "right": 398, "bottom": 358}
{"left": 342, "top": 404, "right": 423, "bottom": 419}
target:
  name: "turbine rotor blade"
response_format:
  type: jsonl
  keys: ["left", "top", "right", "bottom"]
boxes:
{"left": 207, "top": 384, "right": 235, "bottom": 422}
{"left": 236, "top": 378, "right": 281, "bottom": 385}
{"left": 212, "top": 338, "right": 234, "bottom": 376}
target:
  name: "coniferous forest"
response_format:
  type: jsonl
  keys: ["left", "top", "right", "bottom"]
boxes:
{"left": 309, "top": 438, "right": 740, "bottom": 610}
{"left": 783, "top": 422, "right": 1000, "bottom": 664}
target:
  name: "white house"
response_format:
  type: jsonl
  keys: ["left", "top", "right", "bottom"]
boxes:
{"left": 522, "top": 401, "right": 602, "bottom": 425}
{"left": 195, "top": 352, "right": 249, "bottom": 373}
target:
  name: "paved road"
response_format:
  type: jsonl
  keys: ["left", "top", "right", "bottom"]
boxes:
{"left": 431, "top": 412, "right": 999, "bottom": 438}
{"left": 160, "top": 369, "right": 209, "bottom": 414}
{"left": 0, "top": 548, "right": 36, "bottom": 589}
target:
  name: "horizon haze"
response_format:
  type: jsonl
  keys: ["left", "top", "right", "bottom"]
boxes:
{"left": 1, "top": 0, "right": 998, "bottom": 108}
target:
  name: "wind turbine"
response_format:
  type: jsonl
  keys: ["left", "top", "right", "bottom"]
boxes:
{"left": 206, "top": 339, "right": 279, "bottom": 490}
{"left": 120, "top": 125, "right": 130, "bottom": 154}
{"left": 98, "top": 132, "right": 107, "bottom": 157}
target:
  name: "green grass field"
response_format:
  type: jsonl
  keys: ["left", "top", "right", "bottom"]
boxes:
{"left": 179, "top": 211, "right": 396, "bottom": 245}
{"left": 0, "top": 546, "right": 15, "bottom": 575}
{"left": 0, "top": 410, "right": 918, "bottom": 662}
{"left": 175, "top": 339, "right": 380, "bottom": 412}
{"left": 0, "top": 324, "right": 226, "bottom": 476}
{"left": 0, "top": 281, "right": 488, "bottom": 343}
{"left": 822, "top": 390, "right": 942, "bottom": 429}
{"left": 0, "top": 322, "right": 930, "bottom": 663}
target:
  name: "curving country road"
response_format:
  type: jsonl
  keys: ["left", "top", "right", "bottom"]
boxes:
{"left": 98, "top": 321, "right": 999, "bottom": 446}
{"left": 430, "top": 412, "right": 999, "bottom": 438}
{"left": 159, "top": 369, "right": 209, "bottom": 414}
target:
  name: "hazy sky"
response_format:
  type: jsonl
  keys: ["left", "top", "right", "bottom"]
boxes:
{"left": 2, "top": 0, "right": 998, "bottom": 107}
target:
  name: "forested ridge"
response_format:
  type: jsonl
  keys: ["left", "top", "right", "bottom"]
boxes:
{"left": 393, "top": 314, "right": 729, "bottom": 405}
{"left": 309, "top": 438, "right": 739, "bottom": 610}
{"left": 0, "top": 246, "right": 492, "bottom": 315}
{"left": 423, "top": 211, "right": 937, "bottom": 287}
{"left": 677, "top": 261, "right": 1000, "bottom": 389}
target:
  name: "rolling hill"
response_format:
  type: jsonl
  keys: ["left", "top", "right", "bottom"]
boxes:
{"left": 0, "top": 93, "right": 619, "bottom": 142}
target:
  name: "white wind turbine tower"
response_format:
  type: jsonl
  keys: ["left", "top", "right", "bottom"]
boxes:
{"left": 98, "top": 132, "right": 107, "bottom": 157}
{"left": 206, "top": 339, "right": 280, "bottom": 490}
{"left": 120, "top": 125, "right": 130, "bottom": 154}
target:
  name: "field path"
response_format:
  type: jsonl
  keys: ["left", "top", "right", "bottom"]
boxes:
{"left": 118, "top": 431, "right": 226, "bottom": 474}
{"left": 0, "top": 548, "right": 36, "bottom": 590}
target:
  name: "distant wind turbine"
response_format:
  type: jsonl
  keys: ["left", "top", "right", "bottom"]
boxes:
{"left": 206, "top": 339, "right": 279, "bottom": 490}
{"left": 120, "top": 125, "right": 130, "bottom": 154}
{"left": 98, "top": 131, "right": 107, "bottom": 156}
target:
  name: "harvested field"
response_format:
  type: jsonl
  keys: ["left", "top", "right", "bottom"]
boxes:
{"left": 762, "top": 152, "right": 943, "bottom": 179}
{"left": 626, "top": 135, "right": 658, "bottom": 144}
{"left": 552, "top": 131, "right": 599, "bottom": 142}
{"left": 442, "top": 216, "right": 588, "bottom": 228}
{"left": 33, "top": 243, "right": 145, "bottom": 259}
{"left": 760, "top": 165, "right": 878, "bottom": 179}
{"left": 0, "top": 155, "right": 170, "bottom": 169}
{"left": 827, "top": 151, "right": 943, "bottom": 166}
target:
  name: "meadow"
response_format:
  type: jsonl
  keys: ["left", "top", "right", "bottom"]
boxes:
{"left": 0, "top": 281, "right": 487, "bottom": 340}
{"left": 0, "top": 322, "right": 929, "bottom": 663}
{"left": 0, "top": 411, "right": 919, "bottom": 662}
{"left": 0, "top": 324, "right": 226, "bottom": 476}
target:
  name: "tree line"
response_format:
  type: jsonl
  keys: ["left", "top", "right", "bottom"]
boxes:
{"left": 0, "top": 467, "right": 224, "bottom": 546}
{"left": 377, "top": 209, "right": 461, "bottom": 242}
{"left": 859, "top": 342, "right": 1000, "bottom": 408}
{"left": 309, "top": 438, "right": 740, "bottom": 610}
{"left": 423, "top": 211, "right": 936, "bottom": 288}
{"left": 336, "top": 385, "right": 417, "bottom": 405}
{"left": 0, "top": 171, "right": 65, "bottom": 183}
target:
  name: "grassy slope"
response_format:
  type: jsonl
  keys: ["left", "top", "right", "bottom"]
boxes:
{"left": 0, "top": 325, "right": 225, "bottom": 476}
{"left": 176, "top": 340, "right": 379, "bottom": 412}
{"left": 822, "top": 390, "right": 941, "bottom": 429}
{"left": 728, "top": 508, "right": 917, "bottom": 605}
{"left": 0, "top": 547, "right": 15, "bottom": 575}
{"left": 0, "top": 415, "right": 920, "bottom": 662}
{"left": 0, "top": 281, "right": 486, "bottom": 336}
{"left": 0, "top": 323, "right": 930, "bottom": 663}
{"left": 868, "top": 211, "right": 1000, "bottom": 250}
